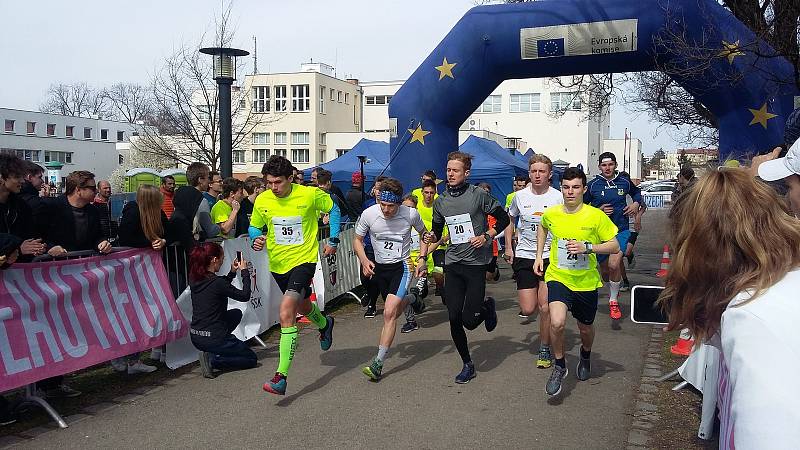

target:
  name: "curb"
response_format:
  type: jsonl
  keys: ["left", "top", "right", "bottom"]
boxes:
{"left": 626, "top": 325, "right": 664, "bottom": 449}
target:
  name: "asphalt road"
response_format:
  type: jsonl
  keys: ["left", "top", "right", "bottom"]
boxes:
{"left": 11, "top": 210, "right": 671, "bottom": 449}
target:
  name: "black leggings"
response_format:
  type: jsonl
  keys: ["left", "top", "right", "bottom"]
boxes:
{"left": 444, "top": 264, "right": 488, "bottom": 364}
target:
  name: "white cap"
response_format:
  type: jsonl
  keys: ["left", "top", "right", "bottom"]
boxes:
{"left": 758, "top": 139, "right": 800, "bottom": 181}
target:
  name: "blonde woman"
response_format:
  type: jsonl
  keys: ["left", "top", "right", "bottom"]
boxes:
{"left": 114, "top": 184, "right": 173, "bottom": 373}
{"left": 660, "top": 169, "right": 800, "bottom": 448}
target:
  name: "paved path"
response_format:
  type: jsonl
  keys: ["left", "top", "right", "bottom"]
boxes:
{"left": 8, "top": 211, "right": 670, "bottom": 449}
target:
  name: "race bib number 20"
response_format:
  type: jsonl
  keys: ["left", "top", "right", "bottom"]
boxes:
{"left": 272, "top": 216, "right": 303, "bottom": 245}
{"left": 445, "top": 213, "right": 475, "bottom": 244}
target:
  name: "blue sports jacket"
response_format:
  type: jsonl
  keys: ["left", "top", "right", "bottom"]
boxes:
{"left": 583, "top": 172, "right": 642, "bottom": 232}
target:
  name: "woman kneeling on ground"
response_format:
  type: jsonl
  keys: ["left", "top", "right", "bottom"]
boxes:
{"left": 660, "top": 169, "right": 800, "bottom": 448}
{"left": 188, "top": 242, "right": 257, "bottom": 378}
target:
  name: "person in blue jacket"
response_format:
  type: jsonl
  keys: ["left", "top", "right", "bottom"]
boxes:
{"left": 583, "top": 152, "right": 642, "bottom": 321}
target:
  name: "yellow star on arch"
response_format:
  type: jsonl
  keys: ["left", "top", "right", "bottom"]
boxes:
{"left": 718, "top": 40, "right": 744, "bottom": 64}
{"left": 748, "top": 102, "right": 777, "bottom": 129}
{"left": 408, "top": 124, "right": 431, "bottom": 145}
{"left": 434, "top": 57, "right": 457, "bottom": 80}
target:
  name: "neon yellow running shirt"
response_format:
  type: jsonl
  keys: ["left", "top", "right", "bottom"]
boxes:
{"left": 541, "top": 204, "right": 618, "bottom": 291}
{"left": 250, "top": 184, "right": 333, "bottom": 274}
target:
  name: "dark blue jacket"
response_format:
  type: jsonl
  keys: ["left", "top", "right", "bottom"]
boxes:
{"left": 584, "top": 172, "right": 642, "bottom": 232}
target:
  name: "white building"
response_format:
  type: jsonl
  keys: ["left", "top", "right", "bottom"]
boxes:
{"left": 358, "top": 78, "right": 609, "bottom": 175}
{"left": 233, "top": 63, "right": 363, "bottom": 177}
{"left": 0, "top": 108, "right": 142, "bottom": 184}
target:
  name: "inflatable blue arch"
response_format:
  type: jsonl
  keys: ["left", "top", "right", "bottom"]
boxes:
{"left": 387, "top": 0, "right": 798, "bottom": 187}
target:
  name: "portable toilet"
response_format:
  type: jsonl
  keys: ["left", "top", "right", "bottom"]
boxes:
{"left": 160, "top": 168, "right": 188, "bottom": 187}
{"left": 124, "top": 168, "right": 161, "bottom": 192}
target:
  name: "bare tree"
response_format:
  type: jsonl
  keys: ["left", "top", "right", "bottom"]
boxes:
{"left": 102, "top": 83, "right": 154, "bottom": 124}
{"left": 135, "top": 5, "right": 279, "bottom": 170}
{"left": 40, "top": 82, "right": 112, "bottom": 118}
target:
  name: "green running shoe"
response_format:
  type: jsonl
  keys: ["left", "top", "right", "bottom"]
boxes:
{"left": 362, "top": 358, "right": 383, "bottom": 381}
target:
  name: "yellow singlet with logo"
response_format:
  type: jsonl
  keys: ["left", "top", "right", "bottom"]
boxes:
{"left": 541, "top": 204, "right": 618, "bottom": 291}
{"left": 250, "top": 184, "right": 333, "bottom": 274}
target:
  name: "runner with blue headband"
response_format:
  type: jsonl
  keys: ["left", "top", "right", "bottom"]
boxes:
{"left": 353, "top": 177, "right": 432, "bottom": 381}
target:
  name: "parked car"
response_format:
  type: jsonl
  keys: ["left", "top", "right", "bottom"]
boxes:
{"left": 641, "top": 181, "right": 677, "bottom": 207}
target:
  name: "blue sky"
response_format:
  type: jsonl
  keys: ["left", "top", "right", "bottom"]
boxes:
{"left": 0, "top": 0, "right": 691, "bottom": 155}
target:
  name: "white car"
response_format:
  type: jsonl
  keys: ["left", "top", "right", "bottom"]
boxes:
{"left": 641, "top": 181, "right": 677, "bottom": 207}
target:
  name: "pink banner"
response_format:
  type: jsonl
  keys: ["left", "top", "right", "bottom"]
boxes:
{"left": 0, "top": 249, "right": 187, "bottom": 391}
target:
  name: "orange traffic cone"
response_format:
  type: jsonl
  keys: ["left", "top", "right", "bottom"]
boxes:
{"left": 670, "top": 328, "right": 694, "bottom": 356}
{"left": 656, "top": 245, "right": 671, "bottom": 278}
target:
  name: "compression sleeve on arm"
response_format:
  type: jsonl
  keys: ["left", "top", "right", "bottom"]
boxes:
{"left": 328, "top": 201, "right": 341, "bottom": 240}
{"left": 488, "top": 205, "right": 510, "bottom": 235}
{"left": 248, "top": 225, "right": 263, "bottom": 241}
{"left": 432, "top": 219, "right": 444, "bottom": 241}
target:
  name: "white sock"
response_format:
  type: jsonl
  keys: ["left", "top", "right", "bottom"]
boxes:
{"left": 609, "top": 281, "right": 621, "bottom": 302}
{"left": 377, "top": 345, "right": 389, "bottom": 362}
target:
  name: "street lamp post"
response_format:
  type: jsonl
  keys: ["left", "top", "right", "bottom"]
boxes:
{"left": 199, "top": 46, "right": 250, "bottom": 178}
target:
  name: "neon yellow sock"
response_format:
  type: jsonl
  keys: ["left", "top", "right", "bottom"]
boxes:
{"left": 305, "top": 302, "right": 328, "bottom": 330}
{"left": 277, "top": 326, "right": 298, "bottom": 376}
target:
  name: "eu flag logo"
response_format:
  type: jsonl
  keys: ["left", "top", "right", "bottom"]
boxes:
{"left": 537, "top": 38, "right": 565, "bottom": 57}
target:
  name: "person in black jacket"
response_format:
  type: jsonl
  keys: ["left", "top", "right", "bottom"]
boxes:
{"left": 43, "top": 170, "right": 111, "bottom": 257}
{"left": 19, "top": 161, "right": 49, "bottom": 240}
{"left": 188, "top": 241, "right": 257, "bottom": 378}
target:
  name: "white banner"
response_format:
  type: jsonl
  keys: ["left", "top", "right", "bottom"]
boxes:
{"left": 520, "top": 19, "right": 638, "bottom": 59}
{"left": 166, "top": 237, "right": 282, "bottom": 369}
{"left": 312, "top": 228, "right": 361, "bottom": 308}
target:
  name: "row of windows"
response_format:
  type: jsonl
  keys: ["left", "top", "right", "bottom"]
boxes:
{"left": 3, "top": 119, "right": 126, "bottom": 141}
{"left": 477, "top": 92, "right": 582, "bottom": 113}
{"left": 0, "top": 148, "right": 73, "bottom": 164}
{"left": 251, "top": 132, "right": 326, "bottom": 145}
{"left": 251, "top": 85, "right": 351, "bottom": 114}
{"left": 233, "top": 148, "right": 316, "bottom": 165}
{"left": 365, "top": 95, "right": 393, "bottom": 106}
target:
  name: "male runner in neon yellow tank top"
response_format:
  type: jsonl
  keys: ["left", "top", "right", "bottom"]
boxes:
{"left": 249, "top": 155, "right": 341, "bottom": 396}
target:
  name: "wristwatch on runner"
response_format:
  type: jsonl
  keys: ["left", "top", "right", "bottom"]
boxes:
{"left": 483, "top": 232, "right": 492, "bottom": 241}
{"left": 328, "top": 237, "right": 339, "bottom": 247}
{"left": 583, "top": 242, "right": 593, "bottom": 254}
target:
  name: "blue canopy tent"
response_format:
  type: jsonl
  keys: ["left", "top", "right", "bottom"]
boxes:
{"left": 309, "top": 138, "right": 390, "bottom": 196}
{"left": 459, "top": 135, "right": 528, "bottom": 202}
{"left": 523, "top": 148, "right": 535, "bottom": 159}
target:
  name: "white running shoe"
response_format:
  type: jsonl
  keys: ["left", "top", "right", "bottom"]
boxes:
{"left": 127, "top": 362, "right": 157, "bottom": 374}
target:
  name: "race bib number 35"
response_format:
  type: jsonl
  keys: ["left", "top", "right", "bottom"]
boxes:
{"left": 556, "top": 238, "right": 589, "bottom": 270}
{"left": 273, "top": 216, "right": 303, "bottom": 245}
{"left": 445, "top": 213, "right": 475, "bottom": 245}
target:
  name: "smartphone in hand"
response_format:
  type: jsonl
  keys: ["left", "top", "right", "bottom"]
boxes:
{"left": 236, "top": 251, "right": 243, "bottom": 263}
{"left": 631, "top": 285, "right": 668, "bottom": 325}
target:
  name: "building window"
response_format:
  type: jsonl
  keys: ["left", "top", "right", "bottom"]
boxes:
{"left": 252, "top": 148, "right": 269, "bottom": 163}
{"left": 366, "top": 95, "right": 393, "bottom": 105}
{"left": 117, "top": 131, "right": 125, "bottom": 141}
{"left": 319, "top": 86, "right": 325, "bottom": 114}
{"left": 291, "top": 84, "right": 310, "bottom": 112}
{"left": 0, "top": 149, "right": 41, "bottom": 162}
{"left": 290, "top": 132, "right": 309, "bottom": 145}
{"left": 232, "top": 150, "right": 246, "bottom": 164}
{"left": 274, "top": 132, "right": 287, "bottom": 145}
{"left": 66, "top": 125, "right": 74, "bottom": 138}
{"left": 83, "top": 127, "right": 92, "bottom": 139}
{"left": 252, "top": 86, "right": 270, "bottom": 113}
{"left": 345, "top": 93, "right": 350, "bottom": 104}
{"left": 291, "top": 148, "right": 309, "bottom": 163}
{"left": 337, "top": 91, "right": 342, "bottom": 103}
{"left": 274, "top": 85, "right": 287, "bottom": 112}
{"left": 197, "top": 105, "right": 212, "bottom": 121}
{"left": 252, "top": 132, "right": 270, "bottom": 144}
{"left": 27, "top": 122, "right": 36, "bottom": 134}
{"left": 337, "top": 148, "right": 349, "bottom": 157}
{"left": 46, "top": 123, "right": 56, "bottom": 136}
{"left": 44, "top": 150, "right": 73, "bottom": 164}
{"left": 330, "top": 88, "right": 335, "bottom": 101}
{"left": 479, "top": 95, "right": 501, "bottom": 113}
{"left": 318, "top": 149, "right": 327, "bottom": 163}
{"left": 101, "top": 129, "right": 109, "bottom": 140}
{"left": 4, "top": 120, "right": 13, "bottom": 133}
{"left": 550, "top": 92, "right": 582, "bottom": 111}
{"left": 319, "top": 133, "right": 326, "bottom": 145}
{"left": 274, "top": 148, "right": 287, "bottom": 158}
{"left": 510, "top": 93, "right": 540, "bottom": 112}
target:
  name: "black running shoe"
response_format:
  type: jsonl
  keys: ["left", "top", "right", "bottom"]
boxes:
{"left": 455, "top": 362, "right": 476, "bottom": 384}
{"left": 546, "top": 365, "right": 568, "bottom": 396}
{"left": 576, "top": 356, "right": 591, "bottom": 381}
{"left": 364, "top": 306, "right": 376, "bottom": 318}
{"left": 401, "top": 321, "right": 419, "bottom": 333}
